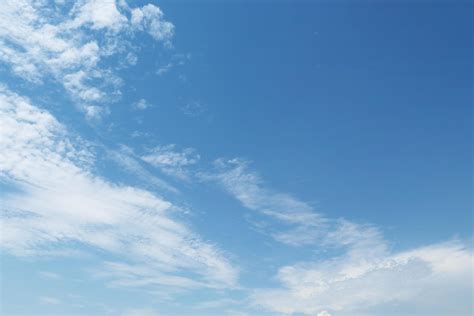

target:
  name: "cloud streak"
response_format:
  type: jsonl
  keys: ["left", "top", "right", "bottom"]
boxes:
{"left": 201, "top": 158, "right": 472, "bottom": 315}
{"left": 142, "top": 145, "right": 200, "bottom": 181}
{"left": 201, "top": 158, "right": 331, "bottom": 246}
{"left": 0, "top": 86, "right": 238, "bottom": 291}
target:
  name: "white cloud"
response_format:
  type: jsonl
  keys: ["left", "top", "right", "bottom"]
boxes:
{"left": 200, "top": 158, "right": 328, "bottom": 246}
{"left": 0, "top": 0, "right": 174, "bottom": 118}
{"left": 71, "top": 0, "right": 128, "bottom": 31}
{"left": 202, "top": 158, "right": 472, "bottom": 315}
{"left": 39, "top": 296, "right": 61, "bottom": 305}
{"left": 201, "top": 158, "right": 394, "bottom": 254}
{"left": 225, "top": 311, "right": 249, "bottom": 316}
{"left": 157, "top": 63, "right": 173, "bottom": 75}
{"left": 121, "top": 307, "right": 159, "bottom": 316}
{"left": 97, "top": 261, "right": 206, "bottom": 290}
{"left": 194, "top": 298, "right": 241, "bottom": 310}
{"left": 131, "top": 4, "right": 174, "bottom": 44}
{"left": 251, "top": 241, "right": 473, "bottom": 315}
{"left": 0, "top": 87, "right": 238, "bottom": 291}
{"left": 156, "top": 53, "right": 190, "bottom": 75}
{"left": 126, "top": 52, "right": 138, "bottom": 65}
{"left": 181, "top": 101, "right": 206, "bottom": 117}
{"left": 133, "top": 98, "right": 152, "bottom": 110}
{"left": 108, "top": 145, "right": 178, "bottom": 193}
{"left": 38, "top": 271, "right": 61, "bottom": 280}
{"left": 142, "top": 145, "right": 200, "bottom": 181}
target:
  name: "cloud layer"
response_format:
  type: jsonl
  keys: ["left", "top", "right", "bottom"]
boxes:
{"left": 0, "top": 2, "right": 471, "bottom": 315}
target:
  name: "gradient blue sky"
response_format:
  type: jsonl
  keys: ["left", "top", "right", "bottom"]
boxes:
{"left": 0, "top": 1, "right": 472, "bottom": 316}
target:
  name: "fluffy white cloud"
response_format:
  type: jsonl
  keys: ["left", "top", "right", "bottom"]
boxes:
{"left": 0, "top": 87, "right": 238, "bottom": 290}
{"left": 131, "top": 4, "right": 174, "bottom": 43}
{"left": 0, "top": 0, "right": 174, "bottom": 119}
{"left": 71, "top": 0, "right": 128, "bottom": 31}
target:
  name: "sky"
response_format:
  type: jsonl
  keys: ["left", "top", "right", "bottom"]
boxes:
{"left": 0, "top": 1, "right": 472, "bottom": 316}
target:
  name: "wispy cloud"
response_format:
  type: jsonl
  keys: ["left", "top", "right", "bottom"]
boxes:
{"left": 107, "top": 145, "right": 179, "bottom": 193}
{"left": 157, "top": 63, "right": 173, "bottom": 76}
{"left": 251, "top": 241, "right": 472, "bottom": 315}
{"left": 156, "top": 53, "right": 190, "bottom": 75}
{"left": 200, "top": 158, "right": 327, "bottom": 246}
{"left": 180, "top": 101, "right": 206, "bottom": 117}
{"left": 121, "top": 307, "right": 159, "bottom": 316}
{"left": 201, "top": 158, "right": 473, "bottom": 315}
{"left": 38, "top": 271, "right": 61, "bottom": 280}
{"left": 0, "top": 87, "right": 238, "bottom": 291}
{"left": 39, "top": 296, "right": 61, "bottom": 305}
{"left": 194, "top": 298, "right": 241, "bottom": 310}
{"left": 1, "top": 2, "right": 470, "bottom": 315}
{"left": 97, "top": 261, "right": 208, "bottom": 290}
{"left": 141, "top": 144, "right": 200, "bottom": 181}
{"left": 201, "top": 158, "right": 393, "bottom": 253}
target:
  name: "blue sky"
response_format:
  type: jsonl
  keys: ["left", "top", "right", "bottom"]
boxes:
{"left": 0, "top": 1, "right": 472, "bottom": 316}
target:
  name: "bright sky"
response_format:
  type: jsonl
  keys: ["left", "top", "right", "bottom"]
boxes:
{"left": 0, "top": 1, "right": 472, "bottom": 316}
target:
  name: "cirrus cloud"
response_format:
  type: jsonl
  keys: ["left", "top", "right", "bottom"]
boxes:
{"left": 0, "top": 86, "right": 238, "bottom": 291}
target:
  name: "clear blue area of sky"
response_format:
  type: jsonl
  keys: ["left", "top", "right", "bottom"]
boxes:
{"left": 135, "top": 1, "right": 472, "bottom": 244}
